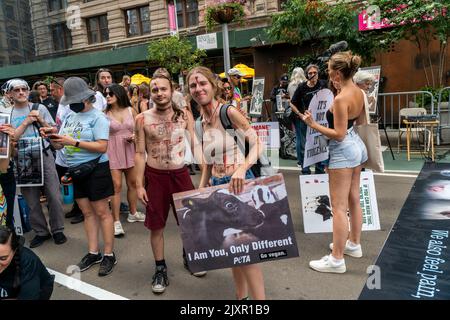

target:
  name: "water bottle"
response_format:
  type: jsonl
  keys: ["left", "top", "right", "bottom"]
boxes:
{"left": 61, "top": 174, "right": 74, "bottom": 204}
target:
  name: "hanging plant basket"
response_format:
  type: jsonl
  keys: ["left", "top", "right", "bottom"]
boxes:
{"left": 211, "top": 6, "right": 236, "bottom": 24}
{"left": 205, "top": 3, "right": 246, "bottom": 31}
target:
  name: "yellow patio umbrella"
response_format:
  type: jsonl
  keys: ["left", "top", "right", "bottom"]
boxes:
{"left": 219, "top": 63, "right": 255, "bottom": 79}
{"left": 131, "top": 73, "right": 151, "bottom": 85}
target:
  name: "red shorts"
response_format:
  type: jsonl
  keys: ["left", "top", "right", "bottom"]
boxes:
{"left": 144, "top": 165, "right": 194, "bottom": 230}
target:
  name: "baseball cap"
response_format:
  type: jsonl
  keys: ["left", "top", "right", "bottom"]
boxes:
{"left": 280, "top": 74, "right": 289, "bottom": 82}
{"left": 60, "top": 77, "right": 95, "bottom": 105}
{"left": 228, "top": 68, "right": 244, "bottom": 77}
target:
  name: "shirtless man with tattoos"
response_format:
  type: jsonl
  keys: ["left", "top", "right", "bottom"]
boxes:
{"left": 134, "top": 73, "right": 204, "bottom": 294}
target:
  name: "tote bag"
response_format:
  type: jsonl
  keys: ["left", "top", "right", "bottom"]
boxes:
{"left": 354, "top": 90, "right": 385, "bottom": 173}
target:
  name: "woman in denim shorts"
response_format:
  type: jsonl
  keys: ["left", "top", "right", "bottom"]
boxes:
{"left": 187, "top": 66, "right": 265, "bottom": 300}
{"left": 301, "top": 51, "right": 368, "bottom": 274}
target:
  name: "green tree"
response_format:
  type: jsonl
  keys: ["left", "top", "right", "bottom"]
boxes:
{"left": 369, "top": 0, "right": 449, "bottom": 88}
{"left": 147, "top": 36, "right": 206, "bottom": 76}
{"left": 267, "top": 0, "right": 394, "bottom": 67}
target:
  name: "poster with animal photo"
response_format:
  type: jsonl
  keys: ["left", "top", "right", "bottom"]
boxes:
{"left": 14, "top": 138, "right": 44, "bottom": 187}
{"left": 173, "top": 174, "right": 299, "bottom": 273}
{"left": 0, "top": 114, "right": 10, "bottom": 159}
{"left": 300, "top": 171, "right": 380, "bottom": 233}
{"left": 359, "top": 66, "right": 381, "bottom": 114}
{"left": 249, "top": 77, "right": 265, "bottom": 117}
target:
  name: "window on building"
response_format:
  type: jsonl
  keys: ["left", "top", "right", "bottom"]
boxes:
{"left": 48, "top": 0, "right": 67, "bottom": 12}
{"left": 125, "top": 6, "right": 151, "bottom": 37}
{"left": 8, "top": 39, "right": 19, "bottom": 51}
{"left": 51, "top": 23, "right": 72, "bottom": 51}
{"left": 5, "top": 5, "right": 15, "bottom": 19}
{"left": 86, "top": 15, "right": 109, "bottom": 44}
{"left": 176, "top": 0, "right": 198, "bottom": 29}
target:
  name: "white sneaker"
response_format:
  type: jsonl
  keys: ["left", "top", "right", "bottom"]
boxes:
{"left": 309, "top": 254, "right": 346, "bottom": 273}
{"left": 329, "top": 240, "right": 363, "bottom": 258}
{"left": 192, "top": 271, "right": 207, "bottom": 277}
{"left": 127, "top": 211, "right": 146, "bottom": 223}
{"left": 114, "top": 221, "right": 125, "bottom": 237}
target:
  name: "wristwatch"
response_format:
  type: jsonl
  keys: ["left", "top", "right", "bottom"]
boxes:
{"left": 75, "top": 140, "right": 80, "bottom": 147}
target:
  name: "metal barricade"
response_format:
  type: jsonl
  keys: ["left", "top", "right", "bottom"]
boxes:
{"left": 377, "top": 91, "right": 435, "bottom": 130}
{"left": 437, "top": 87, "right": 450, "bottom": 145}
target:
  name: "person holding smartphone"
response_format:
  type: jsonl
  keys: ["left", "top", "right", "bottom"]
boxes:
{"left": 42, "top": 77, "right": 116, "bottom": 277}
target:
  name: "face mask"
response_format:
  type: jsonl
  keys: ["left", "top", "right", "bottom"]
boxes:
{"left": 69, "top": 102, "right": 85, "bottom": 113}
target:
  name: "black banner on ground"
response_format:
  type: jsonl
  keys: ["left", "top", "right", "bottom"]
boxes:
{"left": 360, "top": 162, "right": 450, "bottom": 299}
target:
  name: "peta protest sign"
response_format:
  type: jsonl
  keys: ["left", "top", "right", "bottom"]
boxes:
{"left": 360, "top": 163, "right": 450, "bottom": 299}
{"left": 251, "top": 122, "right": 280, "bottom": 149}
{"left": 173, "top": 174, "right": 299, "bottom": 272}
{"left": 303, "top": 89, "right": 333, "bottom": 168}
{"left": 300, "top": 170, "right": 380, "bottom": 234}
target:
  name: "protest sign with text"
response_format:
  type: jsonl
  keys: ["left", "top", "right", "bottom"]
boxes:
{"left": 300, "top": 171, "right": 380, "bottom": 234}
{"left": 173, "top": 174, "right": 299, "bottom": 272}
{"left": 303, "top": 89, "right": 333, "bottom": 168}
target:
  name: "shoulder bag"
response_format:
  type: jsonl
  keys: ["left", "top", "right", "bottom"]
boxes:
{"left": 354, "top": 90, "right": 385, "bottom": 173}
{"left": 68, "top": 156, "right": 101, "bottom": 180}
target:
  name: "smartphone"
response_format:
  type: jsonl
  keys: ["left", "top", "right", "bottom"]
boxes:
{"left": 48, "top": 134, "right": 59, "bottom": 139}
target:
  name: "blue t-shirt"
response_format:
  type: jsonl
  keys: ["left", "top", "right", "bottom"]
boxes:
{"left": 59, "top": 107, "right": 110, "bottom": 167}
{"left": 10, "top": 103, "right": 55, "bottom": 148}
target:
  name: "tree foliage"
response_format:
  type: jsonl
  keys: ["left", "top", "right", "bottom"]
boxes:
{"left": 147, "top": 36, "right": 206, "bottom": 75}
{"left": 368, "top": 0, "right": 450, "bottom": 88}
{"left": 267, "top": 0, "right": 395, "bottom": 68}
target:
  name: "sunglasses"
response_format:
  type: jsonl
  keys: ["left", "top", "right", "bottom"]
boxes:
{"left": 308, "top": 72, "right": 318, "bottom": 75}
{"left": 223, "top": 86, "right": 232, "bottom": 91}
{"left": 103, "top": 91, "right": 114, "bottom": 97}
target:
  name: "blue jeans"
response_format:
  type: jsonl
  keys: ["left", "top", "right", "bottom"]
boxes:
{"left": 210, "top": 170, "right": 255, "bottom": 186}
{"left": 328, "top": 128, "right": 368, "bottom": 169}
{"left": 292, "top": 117, "right": 325, "bottom": 174}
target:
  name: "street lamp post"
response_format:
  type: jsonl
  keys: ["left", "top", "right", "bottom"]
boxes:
{"left": 222, "top": 23, "right": 231, "bottom": 78}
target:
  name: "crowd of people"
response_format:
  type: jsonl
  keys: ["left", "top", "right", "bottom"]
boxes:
{"left": 0, "top": 50, "right": 375, "bottom": 299}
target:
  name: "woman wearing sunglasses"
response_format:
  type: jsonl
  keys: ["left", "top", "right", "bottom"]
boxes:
{"left": 104, "top": 84, "right": 144, "bottom": 237}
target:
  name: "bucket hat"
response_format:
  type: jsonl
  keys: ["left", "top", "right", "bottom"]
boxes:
{"left": 60, "top": 77, "right": 95, "bottom": 105}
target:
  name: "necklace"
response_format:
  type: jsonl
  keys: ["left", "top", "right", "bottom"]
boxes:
{"left": 203, "top": 101, "right": 220, "bottom": 125}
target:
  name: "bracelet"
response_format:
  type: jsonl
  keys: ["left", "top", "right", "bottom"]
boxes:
{"left": 75, "top": 140, "right": 80, "bottom": 147}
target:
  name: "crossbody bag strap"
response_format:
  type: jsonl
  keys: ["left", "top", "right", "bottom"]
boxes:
{"left": 219, "top": 104, "right": 247, "bottom": 155}
{"left": 360, "top": 89, "right": 371, "bottom": 124}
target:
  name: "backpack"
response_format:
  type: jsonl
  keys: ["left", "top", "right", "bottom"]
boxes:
{"left": 195, "top": 104, "right": 274, "bottom": 178}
